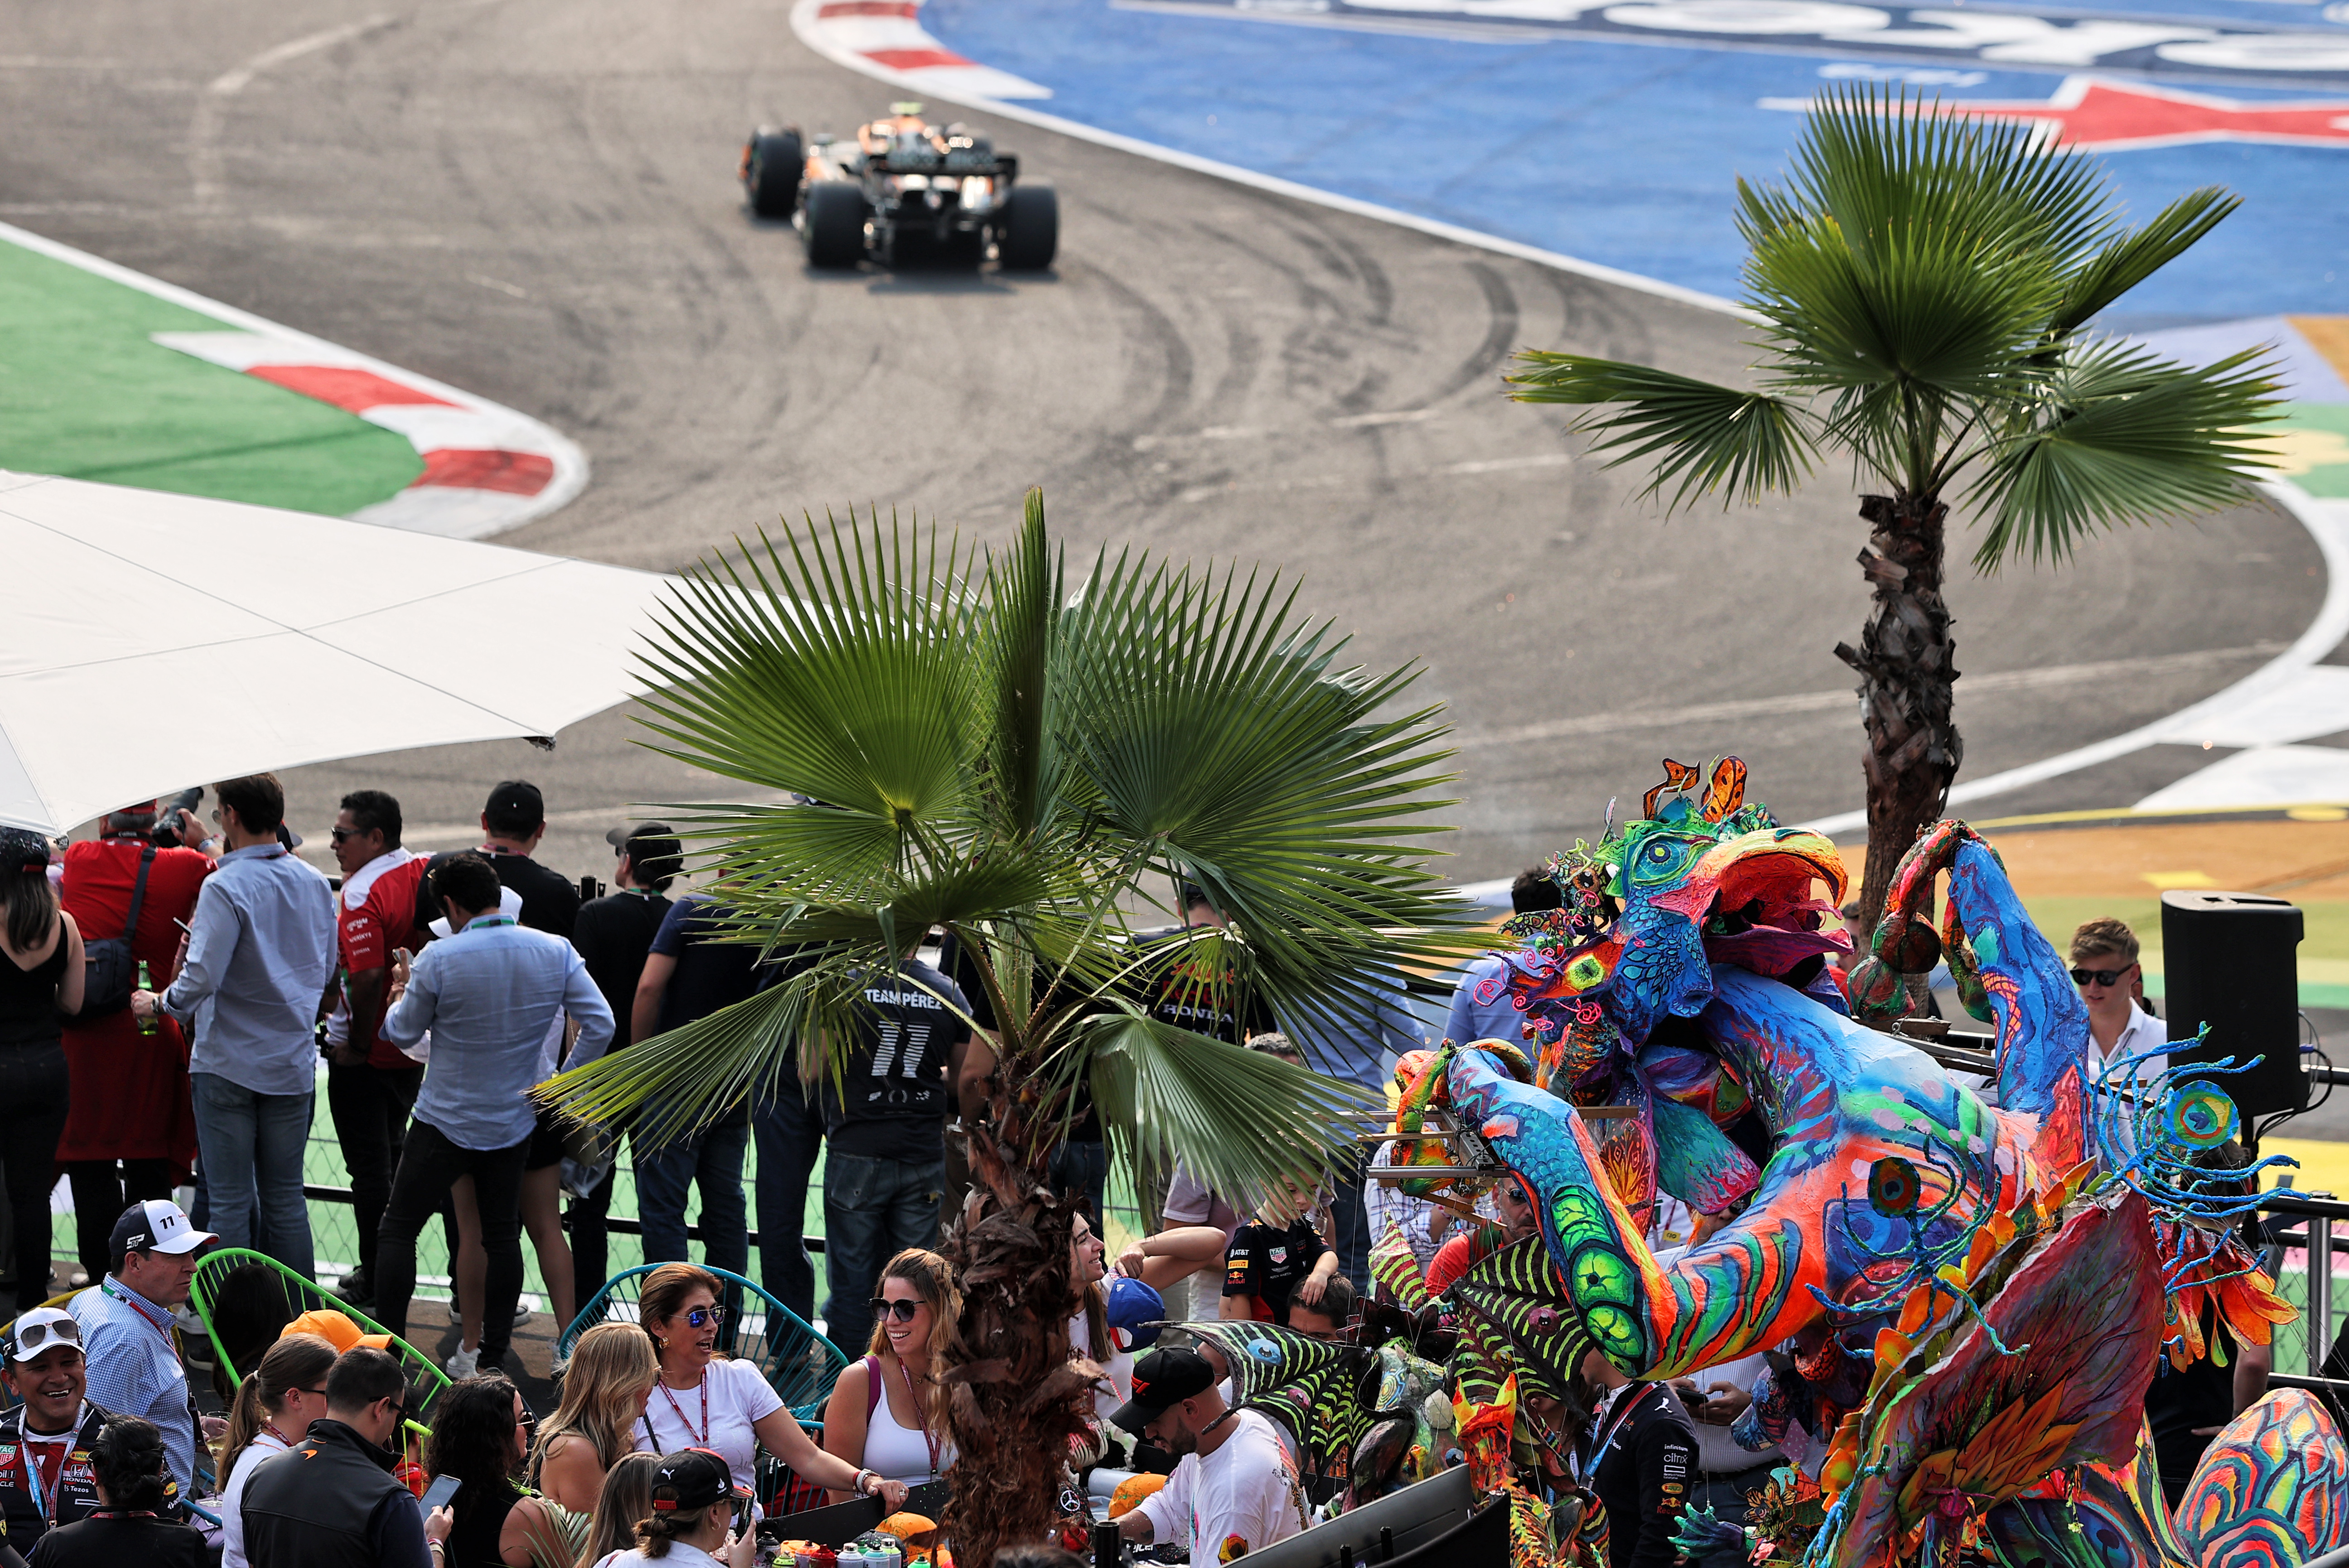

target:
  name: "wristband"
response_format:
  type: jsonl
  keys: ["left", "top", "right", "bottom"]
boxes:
{"left": 855, "top": 1467, "right": 879, "bottom": 1497}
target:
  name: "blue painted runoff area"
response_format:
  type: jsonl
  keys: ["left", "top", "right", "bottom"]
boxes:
{"left": 921, "top": 0, "right": 2349, "bottom": 320}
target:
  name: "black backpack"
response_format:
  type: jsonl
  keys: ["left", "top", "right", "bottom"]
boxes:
{"left": 80, "top": 842, "right": 157, "bottom": 1018}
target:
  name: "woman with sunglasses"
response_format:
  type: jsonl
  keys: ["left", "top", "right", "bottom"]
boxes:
{"left": 424, "top": 1373, "right": 571, "bottom": 1568}
{"left": 218, "top": 1334, "right": 338, "bottom": 1568}
{"left": 632, "top": 1264, "right": 906, "bottom": 1516}
{"left": 819, "top": 1249, "right": 959, "bottom": 1499}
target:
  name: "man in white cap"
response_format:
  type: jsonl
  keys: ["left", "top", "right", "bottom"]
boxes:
{"left": 70, "top": 1199, "right": 220, "bottom": 1499}
{"left": 0, "top": 1307, "right": 114, "bottom": 1551}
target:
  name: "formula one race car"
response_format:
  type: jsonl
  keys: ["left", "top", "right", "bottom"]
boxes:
{"left": 741, "top": 103, "right": 1057, "bottom": 271}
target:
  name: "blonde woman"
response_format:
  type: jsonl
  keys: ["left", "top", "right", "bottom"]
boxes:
{"left": 532, "top": 1322, "right": 660, "bottom": 1510}
{"left": 819, "top": 1249, "right": 959, "bottom": 1497}
{"left": 571, "top": 1451, "right": 658, "bottom": 1568}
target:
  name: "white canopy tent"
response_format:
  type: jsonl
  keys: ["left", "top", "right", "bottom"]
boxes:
{"left": 0, "top": 471, "right": 681, "bottom": 837}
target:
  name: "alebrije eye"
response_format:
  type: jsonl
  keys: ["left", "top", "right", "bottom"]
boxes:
{"left": 1247, "top": 1338, "right": 1281, "bottom": 1363}
{"left": 1868, "top": 1156, "right": 1920, "bottom": 1218}
{"left": 2167, "top": 1084, "right": 2237, "bottom": 1150}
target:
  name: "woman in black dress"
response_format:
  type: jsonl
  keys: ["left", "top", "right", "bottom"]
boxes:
{"left": 0, "top": 826, "right": 82, "bottom": 1307}
{"left": 27, "top": 1416, "right": 205, "bottom": 1568}
{"left": 425, "top": 1374, "right": 567, "bottom": 1568}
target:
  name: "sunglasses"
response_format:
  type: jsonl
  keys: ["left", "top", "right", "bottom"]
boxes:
{"left": 2070, "top": 965, "right": 2134, "bottom": 988}
{"left": 7, "top": 1318, "right": 83, "bottom": 1357}
{"left": 869, "top": 1298, "right": 923, "bottom": 1322}
{"left": 329, "top": 826, "right": 367, "bottom": 844}
{"left": 680, "top": 1306, "right": 728, "bottom": 1328}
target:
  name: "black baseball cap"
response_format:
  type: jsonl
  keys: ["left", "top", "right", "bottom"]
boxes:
{"left": 606, "top": 822, "right": 683, "bottom": 877}
{"left": 484, "top": 781, "right": 545, "bottom": 828}
{"left": 1111, "top": 1345, "right": 1217, "bottom": 1434}
{"left": 649, "top": 1448, "right": 749, "bottom": 1514}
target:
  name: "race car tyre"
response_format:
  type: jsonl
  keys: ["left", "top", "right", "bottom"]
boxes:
{"left": 996, "top": 184, "right": 1058, "bottom": 270}
{"left": 803, "top": 181, "right": 867, "bottom": 268}
{"left": 744, "top": 127, "right": 803, "bottom": 219}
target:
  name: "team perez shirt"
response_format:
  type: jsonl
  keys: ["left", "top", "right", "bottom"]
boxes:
{"left": 0, "top": 1401, "right": 110, "bottom": 1554}
{"left": 821, "top": 957, "right": 971, "bottom": 1163}
{"left": 1133, "top": 1408, "right": 1306, "bottom": 1563}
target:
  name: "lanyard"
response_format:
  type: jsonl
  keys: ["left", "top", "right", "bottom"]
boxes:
{"left": 100, "top": 1279, "right": 177, "bottom": 1353}
{"left": 14, "top": 1417, "right": 80, "bottom": 1524}
{"left": 656, "top": 1372, "right": 710, "bottom": 1446}
{"left": 1586, "top": 1385, "right": 1658, "bottom": 1477}
{"left": 895, "top": 1359, "right": 940, "bottom": 1481}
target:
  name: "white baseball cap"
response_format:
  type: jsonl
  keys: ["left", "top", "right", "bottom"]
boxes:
{"left": 5, "top": 1307, "right": 82, "bottom": 1362}
{"left": 110, "top": 1197, "right": 217, "bottom": 1259}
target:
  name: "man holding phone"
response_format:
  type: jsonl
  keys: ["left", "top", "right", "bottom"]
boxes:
{"left": 369, "top": 854, "right": 614, "bottom": 1374}
{"left": 240, "top": 1346, "right": 449, "bottom": 1568}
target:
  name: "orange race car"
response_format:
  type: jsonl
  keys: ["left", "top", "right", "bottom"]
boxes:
{"left": 740, "top": 102, "right": 1056, "bottom": 271}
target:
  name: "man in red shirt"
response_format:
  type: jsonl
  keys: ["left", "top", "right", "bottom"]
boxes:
{"left": 56, "top": 802, "right": 213, "bottom": 1287}
{"left": 324, "top": 790, "right": 430, "bottom": 1309}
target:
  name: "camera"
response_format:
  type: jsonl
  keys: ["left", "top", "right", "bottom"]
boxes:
{"left": 152, "top": 786, "right": 203, "bottom": 848}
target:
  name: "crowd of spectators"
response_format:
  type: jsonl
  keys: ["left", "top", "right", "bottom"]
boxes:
{"left": 0, "top": 786, "right": 2258, "bottom": 1568}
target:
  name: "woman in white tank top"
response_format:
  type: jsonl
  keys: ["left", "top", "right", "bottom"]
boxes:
{"left": 819, "top": 1248, "right": 960, "bottom": 1495}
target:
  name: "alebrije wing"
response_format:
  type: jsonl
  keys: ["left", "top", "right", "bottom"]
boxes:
{"left": 1979, "top": 1426, "right": 2191, "bottom": 1568}
{"left": 1447, "top": 1235, "right": 1588, "bottom": 1405}
{"left": 2176, "top": 1389, "right": 2349, "bottom": 1568}
{"left": 1370, "top": 1223, "right": 1436, "bottom": 1314}
{"left": 1185, "top": 1321, "right": 1370, "bottom": 1478}
{"left": 1643, "top": 758, "right": 1702, "bottom": 821}
{"left": 1651, "top": 1091, "right": 1761, "bottom": 1216}
{"left": 1812, "top": 1191, "right": 2166, "bottom": 1568}
{"left": 1700, "top": 756, "right": 1747, "bottom": 823}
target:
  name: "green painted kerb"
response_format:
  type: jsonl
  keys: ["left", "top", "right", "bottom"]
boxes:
{"left": 0, "top": 238, "right": 421, "bottom": 514}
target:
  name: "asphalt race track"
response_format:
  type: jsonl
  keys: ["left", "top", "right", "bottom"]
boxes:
{"left": 0, "top": 0, "right": 2323, "bottom": 881}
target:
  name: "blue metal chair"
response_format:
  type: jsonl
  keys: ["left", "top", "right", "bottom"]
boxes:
{"left": 558, "top": 1264, "right": 848, "bottom": 1424}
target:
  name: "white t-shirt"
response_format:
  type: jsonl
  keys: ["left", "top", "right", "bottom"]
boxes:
{"left": 609, "top": 1545, "right": 724, "bottom": 1568}
{"left": 634, "top": 1359, "right": 784, "bottom": 1500}
{"left": 2095, "top": 1004, "right": 2169, "bottom": 1084}
{"left": 1133, "top": 1408, "right": 1306, "bottom": 1562}
{"left": 1071, "top": 1308, "right": 1134, "bottom": 1423}
{"left": 221, "top": 1427, "right": 293, "bottom": 1568}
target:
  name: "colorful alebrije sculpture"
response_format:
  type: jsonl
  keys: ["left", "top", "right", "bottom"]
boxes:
{"left": 1211, "top": 762, "right": 2330, "bottom": 1564}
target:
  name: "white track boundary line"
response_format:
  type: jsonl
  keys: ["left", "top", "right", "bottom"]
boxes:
{"left": 0, "top": 218, "right": 588, "bottom": 538}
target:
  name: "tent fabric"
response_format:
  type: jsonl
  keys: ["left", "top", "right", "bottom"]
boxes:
{"left": 0, "top": 471, "right": 675, "bottom": 836}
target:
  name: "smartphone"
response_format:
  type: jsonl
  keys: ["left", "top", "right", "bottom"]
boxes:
{"left": 173, "top": 917, "right": 193, "bottom": 935}
{"left": 419, "top": 1473, "right": 461, "bottom": 1513}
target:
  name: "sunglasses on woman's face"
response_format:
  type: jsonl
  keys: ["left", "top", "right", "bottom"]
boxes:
{"left": 869, "top": 1298, "right": 923, "bottom": 1322}
{"left": 680, "top": 1305, "right": 727, "bottom": 1328}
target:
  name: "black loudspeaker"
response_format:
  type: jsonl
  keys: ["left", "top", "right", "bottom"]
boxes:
{"left": 2161, "top": 890, "right": 2307, "bottom": 1119}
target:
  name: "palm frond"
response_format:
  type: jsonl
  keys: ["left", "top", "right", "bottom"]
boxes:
{"left": 981, "top": 488, "right": 1061, "bottom": 839}
{"left": 630, "top": 510, "right": 982, "bottom": 845}
{"left": 2048, "top": 187, "right": 2238, "bottom": 336}
{"left": 1967, "top": 340, "right": 2282, "bottom": 569}
{"left": 1081, "top": 1005, "right": 1376, "bottom": 1208}
{"left": 1506, "top": 353, "right": 1816, "bottom": 508}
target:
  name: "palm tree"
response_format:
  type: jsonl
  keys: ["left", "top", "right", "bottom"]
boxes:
{"left": 542, "top": 492, "right": 1476, "bottom": 1561}
{"left": 1507, "top": 85, "right": 2280, "bottom": 930}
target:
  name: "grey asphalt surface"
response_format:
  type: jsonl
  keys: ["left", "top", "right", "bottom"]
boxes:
{"left": 0, "top": 0, "right": 2323, "bottom": 887}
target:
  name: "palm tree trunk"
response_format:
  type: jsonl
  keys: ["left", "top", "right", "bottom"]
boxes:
{"left": 938, "top": 1082, "right": 1098, "bottom": 1565}
{"left": 1835, "top": 492, "right": 1963, "bottom": 936}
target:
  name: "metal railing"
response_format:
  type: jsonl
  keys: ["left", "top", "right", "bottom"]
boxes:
{"left": 2257, "top": 1190, "right": 2349, "bottom": 1387}
{"left": 297, "top": 1181, "right": 829, "bottom": 1254}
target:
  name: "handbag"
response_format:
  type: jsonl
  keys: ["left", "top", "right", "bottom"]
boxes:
{"left": 558, "top": 1117, "right": 617, "bottom": 1199}
{"left": 80, "top": 842, "right": 157, "bottom": 1018}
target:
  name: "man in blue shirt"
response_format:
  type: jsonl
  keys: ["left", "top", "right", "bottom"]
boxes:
{"left": 70, "top": 1199, "right": 217, "bottom": 1501}
{"left": 372, "top": 853, "right": 614, "bottom": 1374}
{"left": 1443, "top": 867, "right": 1566, "bottom": 1048}
{"left": 131, "top": 773, "right": 337, "bottom": 1282}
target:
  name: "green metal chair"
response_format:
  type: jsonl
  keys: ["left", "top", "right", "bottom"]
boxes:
{"left": 188, "top": 1247, "right": 452, "bottom": 1434}
{"left": 558, "top": 1264, "right": 848, "bottom": 1423}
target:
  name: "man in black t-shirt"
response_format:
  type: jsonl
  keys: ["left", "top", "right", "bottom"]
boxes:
{"left": 630, "top": 896, "right": 760, "bottom": 1282}
{"left": 416, "top": 781, "right": 580, "bottom": 939}
{"left": 821, "top": 955, "right": 973, "bottom": 1356}
{"left": 564, "top": 823, "right": 681, "bottom": 1302}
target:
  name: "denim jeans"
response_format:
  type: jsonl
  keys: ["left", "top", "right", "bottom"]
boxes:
{"left": 1047, "top": 1139, "right": 1109, "bottom": 1226}
{"left": 375, "top": 1119, "right": 529, "bottom": 1361}
{"left": 634, "top": 1104, "right": 751, "bottom": 1279}
{"left": 751, "top": 1090, "right": 823, "bottom": 1323}
{"left": 822, "top": 1152, "right": 944, "bottom": 1357}
{"left": 1327, "top": 1147, "right": 1371, "bottom": 1293}
{"left": 191, "top": 1071, "right": 317, "bottom": 1281}
{"left": 326, "top": 1060, "right": 423, "bottom": 1287}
